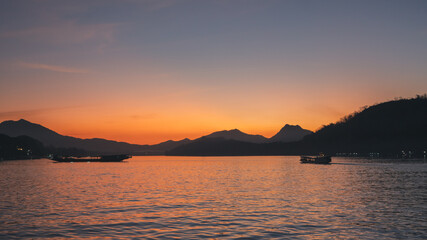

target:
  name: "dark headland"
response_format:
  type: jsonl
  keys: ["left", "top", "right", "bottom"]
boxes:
{"left": 166, "top": 95, "right": 427, "bottom": 158}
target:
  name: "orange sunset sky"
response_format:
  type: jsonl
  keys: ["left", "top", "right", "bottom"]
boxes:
{"left": 1, "top": 1, "right": 426, "bottom": 144}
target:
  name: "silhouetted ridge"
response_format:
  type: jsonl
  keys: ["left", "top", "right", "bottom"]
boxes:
{"left": 0, "top": 133, "right": 90, "bottom": 160}
{"left": 2, "top": 95, "right": 425, "bottom": 157}
{"left": 269, "top": 124, "right": 313, "bottom": 142}
{"left": 0, "top": 119, "right": 61, "bottom": 139}
{"left": 167, "top": 137, "right": 262, "bottom": 156}
{"left": 149, "top": 138, "right": 192, "bottom": 151}
{"left": 0, "top": 119, "right": 193, "bottom": 155}
{"left": 0, "top": 119, "right": 314, "bottom": 155}
{"left": 202, "top": 129, "right": 268, "bottom": 143}
{"left": 168, "top": 95, "right": 427, "bottom": 157}
{"left": 305, "top": 96, "right": 427, "bottom": 144}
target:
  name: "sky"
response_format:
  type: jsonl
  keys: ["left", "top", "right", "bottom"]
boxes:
{"left": 0, "top": 0, "right": 426, "bottom": 144}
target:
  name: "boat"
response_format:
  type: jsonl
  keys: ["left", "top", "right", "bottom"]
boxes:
{"left": 52, "top": 154, "right": 131, "bottom": 162}
{"left": 300, "top": 154, "right": 331, "bottom": 164}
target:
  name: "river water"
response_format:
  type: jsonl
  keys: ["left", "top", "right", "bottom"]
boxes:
{"left": 0, "top": 156, "right": 426, "bottom": 239}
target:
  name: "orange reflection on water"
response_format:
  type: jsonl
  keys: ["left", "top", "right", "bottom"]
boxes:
{"left": 1, "top": 156, "right": 424, "bottom": 238}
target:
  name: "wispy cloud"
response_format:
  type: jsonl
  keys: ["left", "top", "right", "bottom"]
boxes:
{"left": 1, "top": 21, "right": 119, "bottom": 46}
{"left": 0, "top": 106, "right": 80, "bottom": 119}
{"left": 0, "top": 109, "right": 47, "bottom": 119}
{"left": 18, "top": 61, "right": 88, "bottom": 74}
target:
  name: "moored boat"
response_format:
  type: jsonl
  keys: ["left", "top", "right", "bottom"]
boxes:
{"left": 52, "top": 154, "right": 131, "bottom": 162}
{"left": 300, "top": 154, "right": 331, "bottom": 164}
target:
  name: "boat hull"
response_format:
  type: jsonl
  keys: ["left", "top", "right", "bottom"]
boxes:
{"left": 52, "top": 154, "right": 131, "bottom": 162}
{"left": 300, "top": 156, "right": 331, "bottom": 164}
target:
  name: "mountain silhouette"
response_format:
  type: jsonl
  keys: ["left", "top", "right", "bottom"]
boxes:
{"left": 0, "top": 119, "right": 187, "bottom": 154}
{"left": 4, "top": 95, "right": 424, "bottom": 157}
{"left": 0, "top": 119, "right": 144, "bottom": 154}
{"left": 198, "top": 125, "right": 312, "bottom": 143}
{"left": 0, "top": 119, "right": 61, "bottom": 143}
{"left": 201, "top": 129, "right": 268, "bottom": 143}
{"left": 166, "top": 137, "right": 262, "bottom": 156}
{"left": 142, "top": 138, "right": 192, "bottom": 154}
{"left": 0, "top": 119, "right": 312, "bottom": 154}
{"left": 301, "top": 95, "right": 427, "bottom": 154}
{"left": 168, "top": 95, "right": 427, "bottom": 157}
{"left": 269, "top": 124, "right": 313, "bottom": 142}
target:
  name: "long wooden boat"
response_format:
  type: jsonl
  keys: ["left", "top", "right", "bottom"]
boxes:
{"left": 300, "top": 155, "right": 331, "bottom": 164}
{"left": 52, "top": 154, "right": 131, "bottom": 162}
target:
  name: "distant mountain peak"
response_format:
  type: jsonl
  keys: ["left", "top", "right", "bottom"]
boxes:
{"left": 216, "top": 129, "right": 242, "bottom": 134}
{"left": 0, "top": 119, "right": 194, "bottom": 155}
{"left": 269, "top": 123, "right": 313, "bottom": 143}
{"left": 203, "top": 128, "right": 268, "bottom": 143}
{"left": 3, "top": 119, "right": 33, "bottom": 125}
{"left": 4, "top": 119, "right": 41, "bottom": 126}
{"left": 283, "top": 124, "right": 302, "bottom": 129}
{"left": 1, "top": 119, "right": 54, "bottom": 131}
{"left": 0, "top": 119, "right": 63, "bottom": 141}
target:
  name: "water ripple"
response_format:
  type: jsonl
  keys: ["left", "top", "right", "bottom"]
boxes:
{"left": 0, "top": 157, "right": 426, "bottom": 239}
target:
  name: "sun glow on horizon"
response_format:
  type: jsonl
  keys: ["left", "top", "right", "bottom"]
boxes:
{"left": 0, "top": 92, "right": 397, "bottom": 145}
{"left": 1, "top": 1, "right": 426, "bottom": 144}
